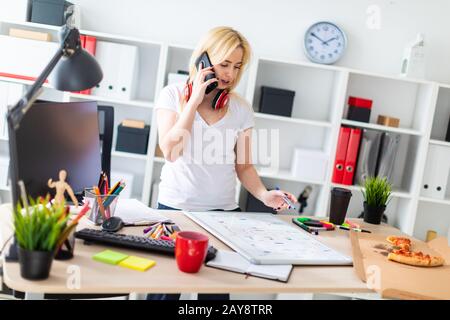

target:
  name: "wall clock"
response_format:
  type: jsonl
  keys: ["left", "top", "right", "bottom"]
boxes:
{"left": 304, "top": 21, "right": 347, "bottom": 64}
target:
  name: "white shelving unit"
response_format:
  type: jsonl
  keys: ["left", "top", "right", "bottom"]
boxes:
{"left": 340, "top": 119, "right": 422, "bottom": 136}
{"left": 0, "top": 19, "right": 160, "bottom": 202}
{"left": 111, "top": 151, "right": 148, "bottom": 161}
{"left": 429, "top": 139, "right": 450, "bottom": 148}
{"left": 255, "top": 112, "right": 332, "bottom": 128}
{"left": 1, "top": 19, "right": 450, "bottom": 240}
{"left": 68, "top": 92, "right": 154, "bottom": 109}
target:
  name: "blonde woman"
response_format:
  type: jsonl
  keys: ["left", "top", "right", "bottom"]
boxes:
{"left": 151, "top": 27, "right": 297, "bottom": 299}
{"left": 156, "top": 26, "right": 296, "bottom": 214}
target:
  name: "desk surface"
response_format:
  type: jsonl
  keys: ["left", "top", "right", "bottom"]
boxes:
{"left": 0, "top": 204, "right": 403, "bottom": 294}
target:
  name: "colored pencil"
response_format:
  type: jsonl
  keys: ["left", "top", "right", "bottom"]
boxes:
{"left": 93, "top": 186, "right": 107, "bottom": 219}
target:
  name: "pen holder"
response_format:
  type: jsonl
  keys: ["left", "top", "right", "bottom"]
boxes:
{"left": 84, "top": 188, "right": 120, "bottom": 225}
{"left": 55, "top": 229, "right": 76, "bottom": 261}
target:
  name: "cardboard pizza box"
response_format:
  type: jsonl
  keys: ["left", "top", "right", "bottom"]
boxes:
{"left": 350, "top": 231, "right": 450, "bottom": 300}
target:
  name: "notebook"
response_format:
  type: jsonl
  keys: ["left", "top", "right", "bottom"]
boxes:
{"left": 206, "top": 250, "right": 293, "bottom": 282}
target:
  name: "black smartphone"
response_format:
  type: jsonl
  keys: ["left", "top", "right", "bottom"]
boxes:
{"left": 195, "top": 51, "right": 218, "bottom": 94}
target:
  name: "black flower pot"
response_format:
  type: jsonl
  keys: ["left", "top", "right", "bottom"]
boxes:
{"left": 363, "top": 201, "right": 386, "bottom": 225}
{"left": 18, "top": 247, "right": 54, "bottom": 280}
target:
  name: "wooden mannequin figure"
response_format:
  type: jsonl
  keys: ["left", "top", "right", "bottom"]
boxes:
{"left": 48, "top": 169, "right": 79, "bottom": 207}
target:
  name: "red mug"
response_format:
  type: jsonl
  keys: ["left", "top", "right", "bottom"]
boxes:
{"left": 175, "top": 231, "right": 209, "bottom": 273}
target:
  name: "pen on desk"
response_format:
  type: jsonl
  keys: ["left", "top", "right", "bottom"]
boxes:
{"left": 170, "top": 225, "right": 180, "bottom": 239}
{"left": 146, "top": 223, "right": 160, "bottom": 236}
{"left": 297, "top": 222, "right": 319, "bottom": 235}
{"left": 144, "top": 223, "right": 157, "bottom": 234}
{"left": 353, "top": 228, "right": 371, "bottom": 233}
{"left": 318, "top": 221, "right": 335, "bottom": 230}
{"left": 152, "top": 224, "right": 163, "bottom": 239}
{"left": 155, "top": 226, "right": 164, "bottom": 239}
{"left": 345, "top": 220, "right": 360, "bottom": 229}
{"left": 162, "top": 223, "right": 170, "bottom": 236}
{"left": 336, "top": 225, "right": 371, "bottom": 233}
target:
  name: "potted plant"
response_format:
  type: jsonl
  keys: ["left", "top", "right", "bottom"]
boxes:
{"left": 13, "top": 195, "right": 71, "bottom": 280}
{"left": 361, "top": 176, "right": 392, "bottom": 225}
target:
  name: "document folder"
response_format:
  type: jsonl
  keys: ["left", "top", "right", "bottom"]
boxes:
{"left": 355, "top": 129, "right": 382, "bottom": 185}
{"left": 376, "top": 132, "right": 401, "bottom": 183}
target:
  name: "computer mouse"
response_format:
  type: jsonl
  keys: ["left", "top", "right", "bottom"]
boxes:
{"left": 101, "top": 217, "right": 124, "bottom": 233}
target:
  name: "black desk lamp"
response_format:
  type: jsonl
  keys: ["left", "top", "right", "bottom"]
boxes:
{"left": 5, "top": 23, "right": 103, "bottom": 261}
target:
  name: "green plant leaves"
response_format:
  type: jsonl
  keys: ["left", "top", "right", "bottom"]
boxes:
{"left": 361, "top": 176, "right": 392, "bottom": 207}
{"left": 13, "top": 196, "right": 71, "bottom": 252}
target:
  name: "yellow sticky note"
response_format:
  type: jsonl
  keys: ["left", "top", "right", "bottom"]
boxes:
{"left": 118, "top": 256, "right": 156, "bottom": 272}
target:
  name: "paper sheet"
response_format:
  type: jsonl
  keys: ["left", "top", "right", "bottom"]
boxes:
{"left": 114, "top": 199, "right": 169, "bottom": 225}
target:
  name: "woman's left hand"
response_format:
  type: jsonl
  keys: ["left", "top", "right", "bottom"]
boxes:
{"left": 261, "top": 189, "right": 298, "bottom": 212}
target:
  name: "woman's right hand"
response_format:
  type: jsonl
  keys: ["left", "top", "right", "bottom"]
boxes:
{"left": 188, "top": 63, "right": 218, "bottom": 108}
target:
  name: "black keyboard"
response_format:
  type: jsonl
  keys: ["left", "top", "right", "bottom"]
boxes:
{"left": 75, "top": 228, "right": 217, "bottom": 262}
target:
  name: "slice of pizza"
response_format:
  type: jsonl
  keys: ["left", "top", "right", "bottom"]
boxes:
{"left": 386, "top": 236, "right": 412, "bottom": 251}
{"left": 388, "top": 249, "right": 445, "bottom": 267}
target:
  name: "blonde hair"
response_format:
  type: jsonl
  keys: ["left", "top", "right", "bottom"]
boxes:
{"left": 181, "top": 27, "right": 252, "bottom": 108}
{"left": 189, "top": 27, "right": 251, "bottom": 91}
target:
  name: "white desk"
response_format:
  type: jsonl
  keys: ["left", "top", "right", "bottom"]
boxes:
{"left": 0, "top": 204, "right": 403, "bottom": 299}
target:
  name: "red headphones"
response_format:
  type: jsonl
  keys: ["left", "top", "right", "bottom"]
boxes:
{"left": 183, "top": 82, "right": 229, "bottom": 110}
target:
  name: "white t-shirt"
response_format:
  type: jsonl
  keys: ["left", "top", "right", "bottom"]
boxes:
{"left": 154, "top": 82, "right": 255, "bottom": 211}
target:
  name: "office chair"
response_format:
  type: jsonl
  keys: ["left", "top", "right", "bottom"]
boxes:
{"left": 97, "top": 105, "right": 114, "bottom": 180}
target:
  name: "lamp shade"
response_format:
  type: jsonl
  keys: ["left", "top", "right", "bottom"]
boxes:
{"left": 49, "top": 48, "right": 103, "bottom": 92}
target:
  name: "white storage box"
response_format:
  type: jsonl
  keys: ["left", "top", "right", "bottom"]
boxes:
{"left": 0, "top": 35, "right": 58, "bottom": 80}
{"left": 92, "top": 41, "right": 139, "bottom": 100}
{"left": 420, "top": 145, "right": 450, "bottom": 200}
{"left": 290, "top": 148, "right": 328, "bottom": 183}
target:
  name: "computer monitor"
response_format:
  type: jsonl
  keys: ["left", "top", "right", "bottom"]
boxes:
{"left": 11, "top": 100, "right": 102, "bottom": 202}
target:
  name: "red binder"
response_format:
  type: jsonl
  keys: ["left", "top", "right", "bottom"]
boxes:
{"left": 342, "top": 128, "right": 362, "bottom": 185}
{"left": 332, "top": 126, "right": 351, "bottom": 184}
{"left": 80, "top": 35, "right": 87, "bottom": 48}
{"left": 79, "top": 35, "right": 97, "bottom": 95}
{"left": 84, "top": 36, "right": 97, "bottom": 56}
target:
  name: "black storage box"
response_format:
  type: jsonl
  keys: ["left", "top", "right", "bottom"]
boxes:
{"left": 245, "top": 192, "right": 274, "bottom": 213}
{"left": 30, "top": 0, "right": 73, "bottom": 26}
{"left": 116, "top": 124, "right": 150, "bottom": 154}
{"left": 446, "top": 116, "right": 450, "bottom": 142}
{"left": 347, "top": 96, "right": 373, "bottom": 123}
{"left": 259, "top": 86, "right": 295, "bottom": 117}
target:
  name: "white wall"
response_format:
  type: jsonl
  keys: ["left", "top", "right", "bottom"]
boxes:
{"left": 1, "top": 0, "right": 450, "bottom": 83}
{"left": 66, "top": 0, "right": 450, "bottom": 84}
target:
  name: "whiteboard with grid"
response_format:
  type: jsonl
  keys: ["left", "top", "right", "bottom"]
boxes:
{"left": 184, "top": 211, "right": 352, "bottom": 265}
